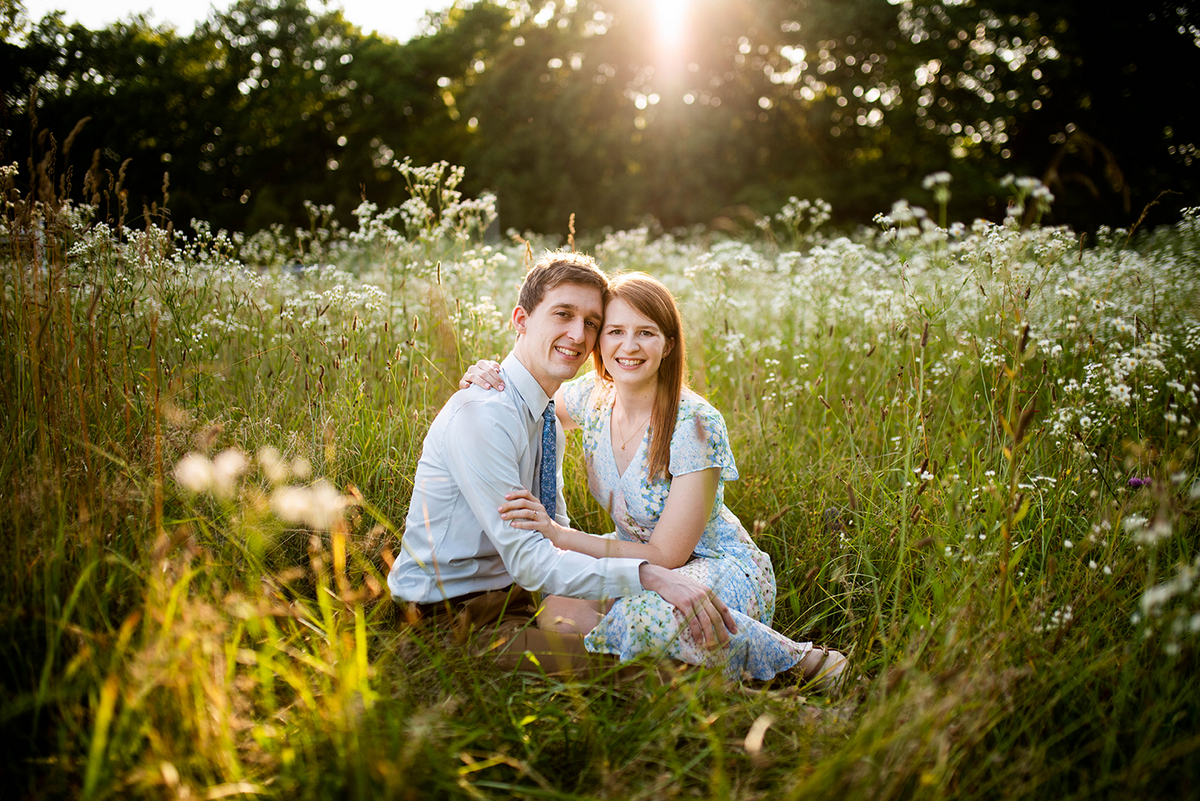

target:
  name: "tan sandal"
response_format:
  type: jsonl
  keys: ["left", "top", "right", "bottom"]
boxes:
{"left": 797, "top": 644, "right": 848, "bottom": 693}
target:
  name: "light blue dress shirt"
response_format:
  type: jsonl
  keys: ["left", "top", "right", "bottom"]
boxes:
{"left": 387, "top": 353, "right": 646, "bottom": 604}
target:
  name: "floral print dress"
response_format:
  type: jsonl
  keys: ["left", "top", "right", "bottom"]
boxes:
{"left": 562, "top": 373, "right": 814, "bottom": 680}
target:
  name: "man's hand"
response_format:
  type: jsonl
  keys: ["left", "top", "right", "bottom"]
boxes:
{"left": 638, "top": 564, "right": 738, "bottom": 649}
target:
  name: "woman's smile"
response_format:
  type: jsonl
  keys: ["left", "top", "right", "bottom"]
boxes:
{"left": 600, "top": 299, "right": 672, "bottom": 383}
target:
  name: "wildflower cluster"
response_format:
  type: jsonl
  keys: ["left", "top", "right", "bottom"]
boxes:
{"left": 1134, "top": 554, "right": 1200, "bottom": 655}
{"left": 174, "top": 446, "right": 355, "bottom": 533}
{"left": 766, "top": 196, "right": 832, "bottom": 250}
{"left": 7, "top": 159, "right": 1199, "bottom": 671}
{"left": 1000, "top": 174, "right": 1055, "bottom": 225}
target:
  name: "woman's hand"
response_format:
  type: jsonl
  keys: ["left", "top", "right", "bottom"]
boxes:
{"left": 459, "top": 359, "right": 504, "bottom": 391}
{"left": 499, "top": 489, "right": 564, "bottom": 543}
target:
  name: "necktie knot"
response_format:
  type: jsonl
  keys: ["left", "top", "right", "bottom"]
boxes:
{"left": 539, "top": 401, "right": 557, "bottom": 520}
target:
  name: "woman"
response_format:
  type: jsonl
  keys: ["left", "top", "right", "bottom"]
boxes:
{"left": 463, "top": 272, "right": 845, "bottom": 687}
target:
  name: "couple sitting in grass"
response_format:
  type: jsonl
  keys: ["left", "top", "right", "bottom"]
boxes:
{"left": 387, "top": 250, "right": 846, "bottom": 689}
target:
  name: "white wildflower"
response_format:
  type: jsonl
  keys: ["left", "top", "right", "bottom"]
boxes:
{"left": 211, "top": 449, "right": 248, "bottom": 498}
{"left": 1140, "top": 563, "right": 1195, "bottom": 616}
{"left": 1140, "top": 518, "right": 1173, "bottom": 546}
{"left": 1123, "top": 514, "right": 1148, "bottom": 533}
{"left": 174, "top": 453, "right": 214, "bottom": 494}
{"left": 292, "top": 457, "right": 313, "bottom": 480}
{"left": 1125, "top": 514, "right": 1171, "bottom": 546}
{"left": 258, "top": 446, "right": 289, "bottom": 484}
{"left": 270, "top": 479, "right": 352, "bottom": 531}
{"left": 922, "top": 171, "right": 952, "bottom": 189}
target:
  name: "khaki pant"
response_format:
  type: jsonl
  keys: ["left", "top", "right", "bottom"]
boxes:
{"left": 403, "top": 585, "right": 621, "bottom": 678}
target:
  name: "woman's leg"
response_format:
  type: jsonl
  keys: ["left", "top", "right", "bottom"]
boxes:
{"left": 582, "top": 558, "right": 839, "bottom": 683}
{"left": 538, "top": 595, "right": 606, "bottom": 636}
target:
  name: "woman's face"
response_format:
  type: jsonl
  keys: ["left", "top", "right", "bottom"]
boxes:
{"left": 599, "top": 298, "right": 674, "bottom": 389}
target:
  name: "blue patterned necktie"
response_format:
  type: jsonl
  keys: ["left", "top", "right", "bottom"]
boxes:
{"left": 539, "top": 401, "right": 557, "bottom": 519}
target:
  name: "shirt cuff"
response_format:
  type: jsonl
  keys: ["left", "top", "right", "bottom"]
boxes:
{"left": 608, "top": 558, "right": 648, "bottom": 597}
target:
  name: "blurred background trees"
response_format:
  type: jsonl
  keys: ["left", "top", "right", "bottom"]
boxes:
{"left": 3, "top": 0, "right": 1197, "bottom": 236}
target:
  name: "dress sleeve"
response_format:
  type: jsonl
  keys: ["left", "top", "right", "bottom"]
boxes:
{"left": 561, "top": 371, "right": 602, "bottom": 427}
{"left": 668, "top": 399, "right": 740, "bottom": 480}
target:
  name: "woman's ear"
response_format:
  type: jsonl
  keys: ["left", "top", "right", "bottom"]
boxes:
{"left": 664, "top": 337, "right": 675, "bottom": 358}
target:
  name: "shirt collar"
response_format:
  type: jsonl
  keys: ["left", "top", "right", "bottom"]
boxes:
{"left": 501, "top": 352, "right": 552, "bottom": 423}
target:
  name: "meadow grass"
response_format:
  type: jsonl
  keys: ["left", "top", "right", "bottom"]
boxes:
{"left": 1, "top": 158, "right": 1198, "bottom": 799}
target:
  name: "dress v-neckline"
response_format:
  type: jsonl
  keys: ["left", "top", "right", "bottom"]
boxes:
{"left": 606, "top": 398, "right": 646, "bottom": 479}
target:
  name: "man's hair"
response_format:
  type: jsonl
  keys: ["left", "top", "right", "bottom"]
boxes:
{"left": 517, "top": 250, "right": 609, "bottom": 313}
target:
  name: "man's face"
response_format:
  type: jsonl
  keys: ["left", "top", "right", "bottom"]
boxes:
{"left": 512, "top": 282, "right": 604, "bottom": 395}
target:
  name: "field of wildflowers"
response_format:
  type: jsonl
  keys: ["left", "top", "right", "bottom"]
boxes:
{"left": 2, "top": 158, "right": 1198, "bottom": 799}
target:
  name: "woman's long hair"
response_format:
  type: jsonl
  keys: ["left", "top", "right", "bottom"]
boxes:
{"left": 592, "top": 272, "right": 686, "bottom": 480}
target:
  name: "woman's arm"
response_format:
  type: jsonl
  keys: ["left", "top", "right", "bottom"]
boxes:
{"left": 459, "top": 360, "right": 578, "bottom": 431}
{"left": 459, "top": 359, "right": 503, "bottom": 390}
{"left": 499, "top": 467, "right": 719, "bottom": 568}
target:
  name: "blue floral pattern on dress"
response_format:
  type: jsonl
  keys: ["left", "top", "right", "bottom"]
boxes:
{"left": 561, "top": 372, "right": 814, "bottom": 680}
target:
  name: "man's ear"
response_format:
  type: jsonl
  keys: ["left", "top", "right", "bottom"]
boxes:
{"left": 512, "top": 305, "right": 529, "bottom": 335}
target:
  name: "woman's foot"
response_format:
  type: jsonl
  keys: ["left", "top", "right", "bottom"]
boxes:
{"left": 794, "top": 645, "right": 848, "bottom": 693}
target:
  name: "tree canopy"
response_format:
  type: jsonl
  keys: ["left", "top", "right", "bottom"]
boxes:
{"left": 3, "top": 0, "right": 1198, "bottom": 235}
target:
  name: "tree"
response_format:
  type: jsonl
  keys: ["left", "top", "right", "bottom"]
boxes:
{"left": 5, "top": 0, "right": 1196, "bottom": 236}
{"left": 3, "top": 0, "right": 476, "bottom": 233}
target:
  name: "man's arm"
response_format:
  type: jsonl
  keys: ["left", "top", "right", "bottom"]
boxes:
{"left": 638, "top": 563, "right": 738, "bottom": 649}
{"left": 440, "top": 402, "right": 644, "bottom": 600}
{"left": 498, "top": 483, "right": 740, "bottom": 648}
{"left": 441, "top": 400, "right": 737, "bottom": 647}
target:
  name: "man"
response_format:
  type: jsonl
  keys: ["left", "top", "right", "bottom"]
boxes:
{"left": 388, "top": 250, "right": 735, "bottom": 673}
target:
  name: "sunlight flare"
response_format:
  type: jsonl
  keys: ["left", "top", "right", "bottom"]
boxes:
{"left": 654, "top": 0, "right": 688, "bottom": 50}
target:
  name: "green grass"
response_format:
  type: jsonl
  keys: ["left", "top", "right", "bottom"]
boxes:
{"left": 1, "top": 159, "right": 1198, "bottom": 799}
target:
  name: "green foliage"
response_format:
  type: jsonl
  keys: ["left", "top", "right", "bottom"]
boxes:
{"left": 4, "top": 0, "right": 1198, "bottom": 238}
{"left": 2, "top": 149, "right": 1200, "bottom": 799}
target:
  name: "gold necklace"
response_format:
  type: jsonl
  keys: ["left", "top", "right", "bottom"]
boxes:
{"left": 614, "top": 409, "right": 652, "bottom": 451}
